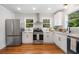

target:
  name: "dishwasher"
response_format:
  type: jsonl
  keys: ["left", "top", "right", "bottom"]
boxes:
{"left": 76, "top": 39, "right": 79, "bottom": 53}
{"left": 68, "top": 36, "right": 79, "bottom": 54}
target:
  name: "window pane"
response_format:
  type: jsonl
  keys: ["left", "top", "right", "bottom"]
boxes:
{"left": 43, "top": 24, "right": 50, "bottom": 28}
{"left": 43, "top": 19, "right": 50, "bottom": 23}
{"left": 26, "top": 24, "right": 33, "bottom": 28}
{"left": 26, "top": 19, "right": 33, "bottom": 28}
{"left": 26, "top": 19, "right": 33, "bottom": 24}
{"left": 43, "top": 19, "right": 50, "bottom": 28}
{"left": 69, "top": 11, "right": 79, "bottom": 27}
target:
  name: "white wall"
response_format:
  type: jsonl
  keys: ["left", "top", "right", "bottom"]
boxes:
{"left": 15, "top": 13, "right": 54, "bottom": 32}
{"left": 66, "top": 4, "right": 79, "bottom": 34}
{"left": 66, "top": 4, "right": 79, "bottom": 14}
{"left": 15, "top": 13, "right": 37, "bottom": 30}
{"left": 0, "top": 5, "right": 15, "bottom": 49}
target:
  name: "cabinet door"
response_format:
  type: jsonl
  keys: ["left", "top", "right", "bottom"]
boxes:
{"left": 55, "top": 35, "right": 61, "bottom": 47}
{"left": 22, "top": 32, "right": 33, "bottom": 43}
{"left": 44, "top": 32, "right": 53, "bottom": 43}
{"left": 55, "top": 34, "right": 67, "bottom": 53}
{"left": 44, "top": 33, "right": 50, "bottom": 43}
{"left": 60, "top": 36, "right": 67, "bottom": 53}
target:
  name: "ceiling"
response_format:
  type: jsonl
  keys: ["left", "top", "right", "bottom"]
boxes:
{"left": 1, "top": 4, "right": 64, "bottom": 14}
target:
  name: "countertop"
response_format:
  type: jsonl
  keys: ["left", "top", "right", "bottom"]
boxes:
{"left": 55, "top": 31, "right": 79, "bottom": 38}
{"left": 22, "top": 30, "right": 79, "bottom": 38}
{"left": 67, "top": 33, "right": 79, "bottom": 39}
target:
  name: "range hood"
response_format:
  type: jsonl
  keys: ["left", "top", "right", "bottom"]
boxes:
{"left": 34, "top": 13, "right": 42, "bottom": 25}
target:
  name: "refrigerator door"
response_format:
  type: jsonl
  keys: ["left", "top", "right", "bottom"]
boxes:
{"left": 13, "top": 19, "right": 21, "bottom": 35}
{"left": 5, "top": 19, "right": 13, "bottom": 35}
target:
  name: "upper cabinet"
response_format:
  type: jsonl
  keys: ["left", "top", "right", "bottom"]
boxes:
{"left": 54, "top": 11, "right": 64, "bottom": 26}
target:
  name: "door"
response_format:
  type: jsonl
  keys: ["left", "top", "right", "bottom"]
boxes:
{"left": 33, "top": 34, "right": 37, "bottom": 40}
{"left": 13, "top": 19, "right": 21, "bottom": 35}
{"left": 5, "top": 19, "right": 13, "bottom": 35}
{"left": 5, "top": 19, "right": 14, "bottom": 46}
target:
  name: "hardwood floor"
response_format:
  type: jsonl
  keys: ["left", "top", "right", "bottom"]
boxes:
{"left": 0, "top": 44, "right": 64, "bottom": 54}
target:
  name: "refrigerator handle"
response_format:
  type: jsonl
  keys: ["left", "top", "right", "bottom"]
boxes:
{"left": 11, "top": 22, "right": 13, "bottom": 33}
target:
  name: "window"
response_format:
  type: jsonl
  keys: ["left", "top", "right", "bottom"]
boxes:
{"left": 26, "top": 19, "right": 33, "bottom": 28}
{"left": 68, "top": 11, "right": 79, "bottom": 27}
{"left": 43, "top": 19, "right": 50, "bottom": 28}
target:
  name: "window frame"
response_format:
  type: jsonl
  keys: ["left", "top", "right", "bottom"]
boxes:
{"left": 26, "top": 19, "right": 33, "bottom": 28}
{"left": 43, "top": 19, "right": 50, "bottom": 28}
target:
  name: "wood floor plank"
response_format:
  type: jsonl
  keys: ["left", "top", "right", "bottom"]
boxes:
{"left": 0, "top": 44, "right": 64, "bottom": 54}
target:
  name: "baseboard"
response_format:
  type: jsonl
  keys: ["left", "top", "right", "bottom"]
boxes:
{"left": 23, "top": 43, "right": 54, "bottom": 45}
{"left": 0, "top": 45, "right": 6, "bottom": 50}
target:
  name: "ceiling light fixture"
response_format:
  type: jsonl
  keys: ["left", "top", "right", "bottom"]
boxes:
{"left": 64, "top": 4, "right": 68, "bottom": 9}
{"left": 33, "top": 8, "right": 36, "bottom": 10}
{"left": 48, "top": 8, "right": 51, "bottom": 10}
{"left": 17, "top": 7, "right": 21, "bottom": 10}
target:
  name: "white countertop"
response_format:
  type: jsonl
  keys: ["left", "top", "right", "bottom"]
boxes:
{"left": 55, "top": 31, "right": 79, "bottom": 38}
{"left": 67, "top": 33, "right": 79, "bottom": 38}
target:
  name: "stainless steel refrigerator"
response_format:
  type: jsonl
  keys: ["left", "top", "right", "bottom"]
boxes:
{"left": 5, "top": 19, "right": 22, "bottom": 46}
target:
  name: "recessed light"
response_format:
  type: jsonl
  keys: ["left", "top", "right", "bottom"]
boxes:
{"left": 33, "top": 8, "right": 36, "bottom": 10}
{"left": 17, "top": 7, "right": 21, "bottom": 10}
{"left": 48, "top": 8, "right": 51, "bottom": 10}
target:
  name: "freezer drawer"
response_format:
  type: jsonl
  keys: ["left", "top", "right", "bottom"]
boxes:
{"left": 6, "top": 37, "right": 14, "bottom": 46}
{"left": 13, "top": 36, "right": 22, "bottom": 45}
{"left": 6, "top": 36, "right": 22, "bottom": 46}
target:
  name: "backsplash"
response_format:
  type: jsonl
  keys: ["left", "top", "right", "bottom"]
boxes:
{"left": 70, "top": 27, "right": 79, "bottom": 34}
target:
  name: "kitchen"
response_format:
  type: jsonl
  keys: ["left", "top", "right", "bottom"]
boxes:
{"left": 0, "top": 4, "right": 79, "bottom": 54}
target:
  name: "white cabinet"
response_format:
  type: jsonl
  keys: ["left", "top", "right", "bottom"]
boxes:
{"left": 44, "top": 32, "right": 54, "bottom": 43}
{"left": 54, "top": 32, "right": 67, "bottom": 53}
{"left": 22, "top": 32, "right": 33, "bottom": 43}
{"left": 54, "top": 11, "right": 64, "bottom": 26}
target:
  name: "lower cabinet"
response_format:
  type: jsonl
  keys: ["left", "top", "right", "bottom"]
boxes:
{"left": 54, "top": 32, "right": 67, "bottom": 53}
{"left": 22, "top": 32, "right": 33, "bottom": 43}
{"left": 22, "top": 32, "right": 54, "bottom": 44}
{"left": 44, "top": 32, "right": 54, "bottom": 43}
